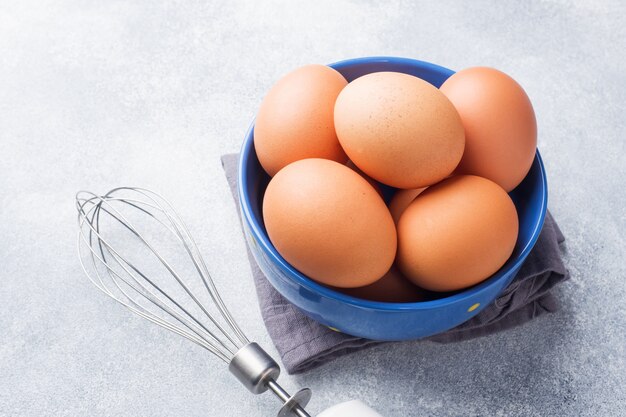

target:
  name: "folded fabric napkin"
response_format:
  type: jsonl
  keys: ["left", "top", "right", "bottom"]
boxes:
{"left": 221, "top": 153, "right": 569, "bottom": 374}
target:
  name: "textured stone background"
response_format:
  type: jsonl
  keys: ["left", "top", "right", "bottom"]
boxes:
{"left": 1, "top": 1, "right": 624, "bottom": 416}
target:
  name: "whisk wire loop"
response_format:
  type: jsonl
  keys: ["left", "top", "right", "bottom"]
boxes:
{"left": 78, "top": 194, "right": 232, "bottom": 361}
{"left": 76, "top": 187, "right": 249, "bottom": 362}
{"left": 76, "top": 187, "right": 312, "bottom": 417}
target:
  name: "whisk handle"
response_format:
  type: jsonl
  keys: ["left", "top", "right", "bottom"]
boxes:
{"left": 317, "top": 400, "right": 385, "bottom": 417}
{"left": 229, "top": 342, "right": 280, "bottom": 394}
{"left": 229, "top": 343, "right": 312, "bottom": 417}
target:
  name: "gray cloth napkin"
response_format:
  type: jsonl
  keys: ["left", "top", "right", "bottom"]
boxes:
{"left": 221, "top": 153, "right": 569, "bottom": 374}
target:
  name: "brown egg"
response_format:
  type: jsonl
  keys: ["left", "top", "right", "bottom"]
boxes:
{"left": 254, "top": 64, "right": 348, "bottom": 176}
{"left": 397, "top": 175, "right": 519, "bottom": 292}
{"left": 388, "top": 187, "right": 426, "bottom": 224}
{"left": 440, "top": 67, "right": 537, "bottom": 191}
{"left": 332, "top": 264, "right": 427, "bottom": 303}
{"left": 263, "top": 158, "right": 397, "bottom": 288}
{"left": 346, "top": 160, "right": 383, "bottom": 197}
{"left": 334, "top": 71, "right": 465, "bottom": 188}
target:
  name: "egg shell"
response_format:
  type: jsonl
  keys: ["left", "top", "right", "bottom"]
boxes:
{"left": 397, "top": 175, "right": 519, "bottom": 292}
{"left": 262, "top": 158, "right": 397, "bottom": 288}
{"left": 334, "top": 71, "right": 465, "bottom": 188}
{"left": 331, "top": 264, "right": 426, "bottom": 303}
{"left": 440, "top": 67, "right": 537, "bottom": 191}
{"left": 388, "top": 187, "right": 426, "bottom": 224}
{"left": 254, "top": 64, "right": 348, "bottom": 176}
{"left": 346, "top": 160, "right": 383, "bottom": 197}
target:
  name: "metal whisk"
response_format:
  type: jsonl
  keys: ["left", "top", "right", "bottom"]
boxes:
{"left": 76, "top": 187, "right": 312, "bottom": 417}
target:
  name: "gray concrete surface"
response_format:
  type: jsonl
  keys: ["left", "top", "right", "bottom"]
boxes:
{"left": 1, "top": 1, "right": 625, "bottom": 416}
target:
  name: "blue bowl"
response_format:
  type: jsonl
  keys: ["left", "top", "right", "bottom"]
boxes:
{"left": 238, "top": 56, "right": 548, "bottom": 341}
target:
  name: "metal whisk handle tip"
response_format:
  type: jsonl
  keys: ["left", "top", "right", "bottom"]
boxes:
{"left": 229, "top": 343, "right": 311, "bottom": 417}
{"left": 229, "top": 342, "right": 280, "bottom": 394}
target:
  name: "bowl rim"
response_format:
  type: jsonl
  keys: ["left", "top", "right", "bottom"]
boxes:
{"left": 327, "top": 55, "right": 455, "bottom": 81}
{"left": 238, "top": 55, "right": 548, "bottom": 311}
